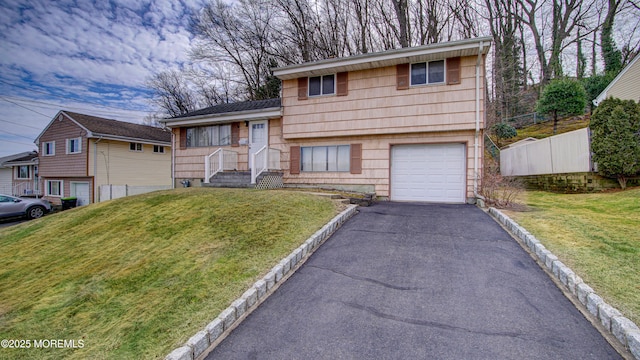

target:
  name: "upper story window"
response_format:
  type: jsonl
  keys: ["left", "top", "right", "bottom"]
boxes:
{"left": 411, "top": 60, "right": 445, "bottom": 85}
{"left": 186, "top": 124, "right": 231, "bottom": 147}
{"left": 66, "top": 137, "right": 82, "bottom": 154}
{"left": 42, "top": 141, "right": 55, "bottom": 156}
{"left": 16, "top": 165, "right": 30, "bottom": 179}
{"left": 130, "top": 143, "right": 143, "bottom": 152}
{"left": 301, "top": 145, "right": 350, "bottom": 172}
{"left": 309, "top": 75, "right": 335, "bottom": 96}
{"left": 153, "top": 145, "right": 165, "bottom": 153}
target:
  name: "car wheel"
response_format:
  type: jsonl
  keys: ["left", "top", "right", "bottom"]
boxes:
{"left": 27, "top": 206, "right": 45, "bottom": 219}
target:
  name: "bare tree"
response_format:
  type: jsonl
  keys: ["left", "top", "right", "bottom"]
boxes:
{"left": 391, "top": 0, "right": 411, "bottom": 47}
{"left": 351, "top": 0, "right": 373, "bottom": 53}
{"left": 412, "top": 0, "right": 446, "bottom": 44}
{"left": 146, "top": 70, "right": 198, "bottom": 117}
{"left": 515, "top": 0, "right": 592, "bottom": 84}
{"left": 450, "top": 0, "right": 480, "bottom": 39}
{"left": 191, "top": 0, "right": 278, "bottom": 101}
{"left": 601, "top": 0, "right": 623, "bottom": 73}
{"left": 485, "top": 0, "right": 527, "bottom": 122}
{"left": 274, "top": 0, "right": 318, "bottom": 62}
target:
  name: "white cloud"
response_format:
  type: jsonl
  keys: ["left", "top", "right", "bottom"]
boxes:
{"left": 0, "top": 0, "right": 207, "bottom": 157}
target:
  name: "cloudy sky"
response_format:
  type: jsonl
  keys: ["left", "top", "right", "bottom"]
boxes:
{"left": 0, "top": 0, "right": 207, "bottom": 157}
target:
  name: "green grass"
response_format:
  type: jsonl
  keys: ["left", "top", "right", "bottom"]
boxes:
{"left": 503, "top": 188, "right": 640, "bottom": 324}
{"left": 0, "top": 188, "right": 338, "bottom": 359}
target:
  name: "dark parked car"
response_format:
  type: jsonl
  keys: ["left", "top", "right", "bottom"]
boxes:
{"left": 0, "top": 194, "right": 52, "bottom": 220}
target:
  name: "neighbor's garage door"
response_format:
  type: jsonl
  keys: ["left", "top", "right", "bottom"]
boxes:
{"left": 391, "top": 143, "right": 466, "bottom": 203}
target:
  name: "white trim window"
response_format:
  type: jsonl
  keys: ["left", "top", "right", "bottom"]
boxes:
{"left": 16, "top": 165, "right": 31, "bottom": 180}
{"left": 16, "top": 165, "right": 31, "bottom": 179}
{"left": 301, "top": 145, "right": 350, "bottom": 172}
{"left": 411, "top": 60, "right": 445, "bottom": 85}
{"left": 153, "top": 145, "right": 165, "bottom": 153}
{"left": 186, "top": 125, "right": 231, "bottom": 147}
{"left": 130, "top": 142, "right": 143, "bottom": 152}
{"left": 42, "top": 141, "right": 55, "bottom": 156}
{"left": 46, "top": 180, "right": 63, "bottom": 197}
{"left": 308, "top": 74, "right": 335, "bottom": 96}
{"left": 66, "top": 137, "right": 82, "bottom": 154}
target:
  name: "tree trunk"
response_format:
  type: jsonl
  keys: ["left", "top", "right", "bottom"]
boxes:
{"left": 617, "top": 175, "right": 627, "bottom": 190}
{"left": 391, "top": 0, "right": 410, "bottom": 47}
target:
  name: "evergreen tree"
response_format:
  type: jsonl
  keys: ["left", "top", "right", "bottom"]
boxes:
{"left": 590, "top": 98, "right": 640, "bottom": 189}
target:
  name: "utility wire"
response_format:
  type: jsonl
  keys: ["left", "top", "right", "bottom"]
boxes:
{"left": 0, "top": 96, "right": 52, "bottom": 118}
{"left": 0, "top": 118, "right": 42, "bottom": 130}
{"left": 0, "top": 138, "right": 35, "bottom": 147}
{"left": 0, "top": 129, "right": 35, "bottom": 140}
{"left": 0, "top": 78, "right": 153, "bottom": 113}
{"left": 0, "top": 95, "right": 152, "bottom": 122}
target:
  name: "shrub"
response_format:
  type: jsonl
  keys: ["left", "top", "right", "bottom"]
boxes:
{"left": 491, "top": 122, "right": 517, "bottom": 147}
{"left": 536, "top": 78, "right": 587, "bottom": 134}
{"left": 480, "top": 158, "right": 523, "bottom": 208}
{"left": 590, "top": 97, "right": 640, "bottom": 189}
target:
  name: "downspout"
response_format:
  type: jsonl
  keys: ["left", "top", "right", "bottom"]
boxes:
{"left": 171, "top": 129, "right": 176, "bottom": 189}
{"left": 474, "top": 41, "right": 486, "bottom": 204}
{"left": 94, "top": 137, "right": 103, "bottom": 202}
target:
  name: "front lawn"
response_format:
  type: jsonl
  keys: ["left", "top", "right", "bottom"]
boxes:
{"left": 0, "top": 188, "right": 338, "bottom": 359}
{"left": 503, "top": 188, "right": 640, "bottom": 324}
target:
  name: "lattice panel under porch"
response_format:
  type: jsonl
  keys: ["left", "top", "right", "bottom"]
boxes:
{"left": 255, "top": 175, "right": 284, "bottom": 190}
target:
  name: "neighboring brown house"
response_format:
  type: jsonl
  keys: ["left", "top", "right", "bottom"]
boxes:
{"left": 35, "top": 111, "right": 172, "bottom": 205}
{"left": 162, "top": 37, "right": 491, "bottom": 203}
{"left": 0, "top": 151, "right": 40, "bottom": 196}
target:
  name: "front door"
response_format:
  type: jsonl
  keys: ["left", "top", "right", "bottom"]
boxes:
{"left": 70, "top": 182, "right": 90, "bottom": 206}
{"left": 248, "top": 120, "right": 268, "bottom": 169}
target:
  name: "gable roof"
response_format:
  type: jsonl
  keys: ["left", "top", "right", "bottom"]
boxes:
{"left": 594, "top": 53, "right": 640, "bottom": 106}
{"left": 161, "top": 98, "right": 282, "bottom": 127}
{"left": 1, "top": 151, "right": 38, "bottom": 166}
{"left": 0, "top": 151, "right": 35, "bottom": 168}
{"left": 36, "top": 111, "right": 171, "bottom": 145}
{"left": 273, "top": 36, "right": 492, "bottom": 80}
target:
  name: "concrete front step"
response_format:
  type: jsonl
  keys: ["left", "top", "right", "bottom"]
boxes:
{"left": 203, "top": 171, "right": 283, "bottom": 189}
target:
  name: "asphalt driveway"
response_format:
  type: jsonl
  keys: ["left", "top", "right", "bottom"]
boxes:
{"left": 206, "top": 202, "right": 620, "bottom": 359}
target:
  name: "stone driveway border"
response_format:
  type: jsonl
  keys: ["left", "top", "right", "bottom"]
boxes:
{"left": 165, "top": 204, "right": 358, "bottom": 360}
{"left": 489, "top": 207, "right": 640, "bottom": 360}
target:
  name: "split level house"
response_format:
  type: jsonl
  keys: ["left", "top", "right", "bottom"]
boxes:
{"left": 0, "top": 151, "right": 40, "bottom": 196}
{"left": 162, "top": 37, "right": 491, "bottom": 203}
{"left": 35, "top": 111, "right": 172, "bottom": 205}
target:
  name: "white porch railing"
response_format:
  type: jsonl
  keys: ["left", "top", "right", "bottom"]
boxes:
{"left": 204, "top": 149, "right": 238, "bottom": 183}
{"left": 13, "top": 182, "right": 41, "bottom": 197}
{"left": 251, "top": 147, "right": 281, "bottom": 184}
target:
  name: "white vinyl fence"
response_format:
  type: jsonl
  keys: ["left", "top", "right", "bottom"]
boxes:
{"left": 99, "top": 185, "right": 172, "bottom": 202}
{"left": 500, "top": 128, "right": 592, "bottom": 176}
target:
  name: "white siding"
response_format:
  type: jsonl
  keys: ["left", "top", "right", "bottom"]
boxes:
{"left": 391, "top": 143, "right": 466, "bottom": 203}
{"left": 501, "top": 128, "right": 591, "bottom": 176}
{"left": 0, "top": 168, "right": 12, "bottom": 194}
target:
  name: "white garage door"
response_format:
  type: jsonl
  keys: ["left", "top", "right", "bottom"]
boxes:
{"left": 391, "top": 143, "right": 466, "bottom": 203}
{"left": 71, "top": 182, "right": 90, "bottom": 206}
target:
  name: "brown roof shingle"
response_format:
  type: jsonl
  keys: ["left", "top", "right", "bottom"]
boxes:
{"left": 63, "top": 111, "right": 171, "bottom": 144}
{"left": 173, "top": 98, "right": 281, "bottom": 119}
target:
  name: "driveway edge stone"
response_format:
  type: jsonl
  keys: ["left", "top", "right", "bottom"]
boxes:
{"left": 164, "top": 204, "right": 359, "bottom": 360}
{"left": 488, "top": 207, "right": 640, "bottom": 360}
